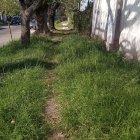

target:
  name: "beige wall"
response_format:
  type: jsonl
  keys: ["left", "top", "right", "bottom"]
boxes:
{"left": 92, "top": 0, "right": 140, "bottom": 60}
{"left": 119, "top": 0, "right": 140, "bottom": 60}
{"left": 92, "top": 0, "right": 118, "bottom": 50}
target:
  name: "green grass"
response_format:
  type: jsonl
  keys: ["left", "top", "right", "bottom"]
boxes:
{"left": 0, "top": 36, "right": 59, "bottom": 139}
{"left": 1, "top": 34, "right": 140, "bottom": 139}
{"left": 55, "top": 35, "right": 140, "bottom": 140}
{"left": 55, "top": 21, "right": 73, "bottom": 30}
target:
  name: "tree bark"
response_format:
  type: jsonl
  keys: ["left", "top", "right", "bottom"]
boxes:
{"left": 44, "top": 9, "right": 50, "bottom": 34}
{"left": 36, "top": 8, "right": 45, "bottom": 33}
{"left": 47, "top": 2, "right": 60, "bottom": 30}
{"left": 35, "top": 5, "right": 50, "bottom": 34}
{"left": 21, "top": 11, "right": 30, "bottom": 44}
{"left": 19, "top": 0, "right": 42, "bottom": 44}
{"left": 48, "top": 14, "right": 55, "bottom": 30}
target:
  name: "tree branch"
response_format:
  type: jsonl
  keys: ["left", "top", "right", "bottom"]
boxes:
{"left": 25, "top": 0, "right": 42, "bottom": 17}
{"left": 19, "top": 0, "right": 26, "bottom": 10}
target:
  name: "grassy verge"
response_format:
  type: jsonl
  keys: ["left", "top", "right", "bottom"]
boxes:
{"left": 1, "top": 34, "right": 140, "bottom": 139}
{"left": 55, "top": 35, "right": 140, "bottom": 139}
{"left": 0, "top": 36, "right": 59, "bottom": 139}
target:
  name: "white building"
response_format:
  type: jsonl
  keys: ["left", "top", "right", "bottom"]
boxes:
{"left": 91, "top": 0, "right": 140, "bottom": 60}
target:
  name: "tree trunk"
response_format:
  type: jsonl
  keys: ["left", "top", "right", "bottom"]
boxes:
{"left": 47, "top": 7, "right": 54, "bottom": 30}
{"left": 48, "top": 14, "right": 55, "bottom": 30}
{"left": 47, "top": 2, "right": 60, "bottom": 30}
{"left": 44, "top": 9, "right": 50, "bottom": 34}
{"left": 36, "top": 8, "right": 44, "bottom": 33}
{"left": 35, "top": 6, "right": 50, "bottom": 34}
{"left": 19, "top": 0, "right": 42, "bottom": 44}
{"left": 21, "top": 11, "right": 30, "bottom": 44}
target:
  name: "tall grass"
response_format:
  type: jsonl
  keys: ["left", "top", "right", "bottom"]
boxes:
{"left": 56, "top": 35, "right": 140, "bottom": 139}
{"left": 1, "top": 34, "right": 140, "bottom": 139}
{"left": 0, "top": 36, "right": 59, "bottom": 139}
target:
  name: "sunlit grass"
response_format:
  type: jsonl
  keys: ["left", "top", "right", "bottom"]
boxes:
{"left": 55, "top": 35, "right": 140, "bottom": 139}
{"left": 55, "top": 20, "right": 73, "bottom": 30}
{"left": 0, "top": 36, "right": 59, "bottom": 139}
{"left": 1, "top": 34, "right": 140, "bottom": 139}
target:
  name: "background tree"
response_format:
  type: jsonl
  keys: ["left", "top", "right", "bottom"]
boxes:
{"left": 0, "top": 0, "right": 20, "bottom": 16}
{"left": 47, "top": 1, "right": 60, "bottom": 30}
{"left": 19, "top": 0, "right": 44, "bottom": 44}
{"left": 35, "top": 0, "right": 60, "bottom": 34}
{"left": 35, "top": 1, "right": 51, "bottom": 34}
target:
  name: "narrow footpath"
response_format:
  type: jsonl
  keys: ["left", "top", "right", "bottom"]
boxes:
{"left": 44, "top": 37, "right": 66, "bottom": 140}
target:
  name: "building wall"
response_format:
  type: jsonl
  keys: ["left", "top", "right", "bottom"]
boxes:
{"left": 92, "top": 0, "right": 140, "bottom": 60}
{"left": 92, "top": 0, "right": 118, "bottom": 50}
{"left": 120, "top": 0, "right": 140, "bottom": 60}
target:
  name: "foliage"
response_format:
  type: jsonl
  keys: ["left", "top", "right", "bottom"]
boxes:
{"left": 74, "top": 2, "right": 93, "bottom": 34}
{"left": 59, "top": 0, "right": 80, "bottom": 11}
{"left": 55, "top": 35, "right": 140, "bottom": 139}
{"left": 57, "top": 0, "right": 81, "bottom": 24}
{"left": 0, "top": 0, "right": 20, "bottom": 15}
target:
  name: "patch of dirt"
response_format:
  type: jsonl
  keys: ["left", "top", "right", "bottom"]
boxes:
{"left": 49, "top": 131, "right": 66, "bottom": 140}
{"left": 45, "top": 98, "right": 59, "bottom": 125}
{"left": 45, "top": 70, "right": 67, "bottom": 140}
{"left": 46, "top": 97, "right": 66, "bottom": 140}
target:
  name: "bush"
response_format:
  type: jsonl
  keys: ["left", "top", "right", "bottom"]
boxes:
{"left": 73, "top": 2, "right": 93, "bottom": 35}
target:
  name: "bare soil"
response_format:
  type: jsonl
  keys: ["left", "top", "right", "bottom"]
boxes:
{"left": 45, "top": 69, "right": 66, "bottom": 139}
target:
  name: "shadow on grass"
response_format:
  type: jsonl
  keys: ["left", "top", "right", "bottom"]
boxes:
{"left": 0, "top": 58, "right": 58, "bottom": 74}
{"left": 1, "top": 36, "right": 60, "bottom": 56}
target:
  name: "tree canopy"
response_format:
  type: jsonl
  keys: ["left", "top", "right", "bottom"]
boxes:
{"left": 0, "top": 0, "right": 20, "bottom": 15}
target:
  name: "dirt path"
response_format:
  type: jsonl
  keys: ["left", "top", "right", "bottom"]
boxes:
{"left": 45, "top": 71, "right": 66, "bottom": 140}
{"left": 44, "top": 26, "right": 74, "bottom": 139}
{"left": 45, "top": 48, "right": 66, "bottom": 140}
